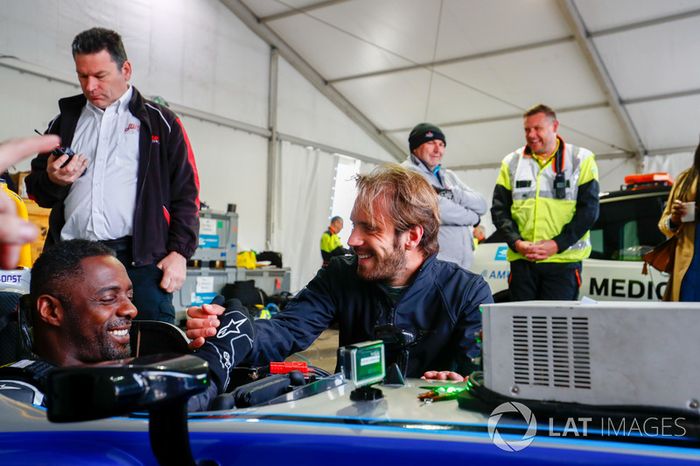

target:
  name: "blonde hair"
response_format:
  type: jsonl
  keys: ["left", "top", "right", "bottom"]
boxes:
{"left": 354, "top": 164, "right": 439, "bottom": 256}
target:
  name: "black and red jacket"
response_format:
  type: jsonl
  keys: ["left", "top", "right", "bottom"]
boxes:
{"left": 26, "top": 87, "right": 200, "bottom": 265}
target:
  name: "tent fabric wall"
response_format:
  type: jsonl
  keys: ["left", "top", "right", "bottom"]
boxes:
{"left": 359, "top": 161, "right": 379, "bottom": 175}
{"left": 643, "top": 152, "right": 695, "bottom": 180}
{"left": 0, "top": 0, "right": 270, "bottom": 128}
{"left": 276, "top": 59, "right": 397, "bottom": 163}
{"left": 272, "top": 142, "right": 337, "bottom": 292}
{"left": 597, "top": 157, "right": 639, "bottom": 192}
{"left": 0, "top": 67, "right": 77, "bottom": 171}
{"left": 181, "top": 117, "right": 269, "bottom": 251}
{"left": 244, "top": 0, "right": 700, "bottom": 170}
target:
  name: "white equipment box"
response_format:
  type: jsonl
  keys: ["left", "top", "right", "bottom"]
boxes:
{"left": 482, "top": 301, "right": 700, "bottom": 414}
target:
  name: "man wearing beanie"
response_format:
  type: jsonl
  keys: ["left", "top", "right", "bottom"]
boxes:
{"left": 402, "top": 123, "right": 487, "bottom": 270}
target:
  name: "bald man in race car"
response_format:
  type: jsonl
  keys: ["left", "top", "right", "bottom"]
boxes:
{"left": 2, "top": 239, "right": 254, "bottom": 410}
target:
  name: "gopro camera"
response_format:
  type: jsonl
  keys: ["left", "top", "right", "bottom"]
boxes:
{"left": 372, "top": 324, "right": 416, "bottom": 378}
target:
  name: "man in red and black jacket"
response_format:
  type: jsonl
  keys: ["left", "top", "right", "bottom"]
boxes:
{"left": 26, "top": 27, "right": 199, "bottom": 323}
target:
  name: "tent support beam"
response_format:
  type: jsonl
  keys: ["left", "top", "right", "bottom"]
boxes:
{"left": 266, "top": 47, "right": 279, "bottom": 248}
{"left": 260, "top": 0, "right": 352, "bottom": 23}
{"left": 220, "top": 0, "right": 406, "bottom": 162}
{"left": 385, "top": 102, "right": 608, "bottom": 133}
{"left": 622, "top": 88, "right": 700, "bottom": 106}
{"left": 385, "top": 86, "right": 700, "bottom": 133}
{"left": 556, "top": 0, "right": 646, "bottom": 171}
{"left": 328, "top": 36, "right": 574, "bottom": 84}
{"left": 591, "top": 8, "right": 700, "bottom": 38}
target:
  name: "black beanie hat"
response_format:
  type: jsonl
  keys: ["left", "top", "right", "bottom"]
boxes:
{"left": 408, "top": 123, "right": 446, "bottom": 152}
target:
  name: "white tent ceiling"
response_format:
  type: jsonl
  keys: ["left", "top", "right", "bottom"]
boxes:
{"left": 230, "top": 0, "right": 700, "bottom": 169}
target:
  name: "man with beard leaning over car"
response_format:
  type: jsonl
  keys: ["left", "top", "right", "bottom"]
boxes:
{"left": 187, "top": 164, "right": 493, "bottom": 380}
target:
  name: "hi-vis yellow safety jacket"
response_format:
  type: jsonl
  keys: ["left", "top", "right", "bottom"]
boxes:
{"left": 321, "top": 229, "right": 343, "bottom": 259}
{"left": 320, "top": 229, "right": 350, "bottom": 266}
{"left": 491, "top": 137, "right": 600, "bottom": 263}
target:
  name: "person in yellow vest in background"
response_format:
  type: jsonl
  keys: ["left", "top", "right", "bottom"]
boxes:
{"left": 320, "top": 216, "right": 350, "bottom": 268}
{"left": 1, "top": 178, "right": 32, "bottom": 268}
{"left": 491, "top": 104, "right": 599, "bottom": 301}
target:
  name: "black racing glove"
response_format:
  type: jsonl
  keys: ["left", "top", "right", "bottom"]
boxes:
{"left": 195, "top": 296, "right": 255, "bottom": 393}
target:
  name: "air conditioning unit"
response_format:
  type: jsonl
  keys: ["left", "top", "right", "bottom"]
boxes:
{"left": 481, "top": 301, "right": 700, "bottom": 414}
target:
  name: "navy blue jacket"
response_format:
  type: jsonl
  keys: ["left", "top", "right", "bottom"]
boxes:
{"left": 247, "top": 254, "right": 493, "bottom": 377}
{"left": 26, "top": 88, "right": 200, "bottom": 265}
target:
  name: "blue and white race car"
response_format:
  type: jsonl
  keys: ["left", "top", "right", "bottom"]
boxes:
{"left": 1, "top": 333, "right": 699, "bottom": 466}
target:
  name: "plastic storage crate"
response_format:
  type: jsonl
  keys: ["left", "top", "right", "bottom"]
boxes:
{"left": 236, "top": 267, "right": 291, "bottom": 296}
{"left": 174, "top": 268, "right": 236, "bottom": 311}
{"left": 191, "top": 208, "right": 238, "bottom": 266}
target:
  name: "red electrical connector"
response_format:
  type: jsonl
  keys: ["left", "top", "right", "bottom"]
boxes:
{"left": 269, "top": 361, "right": 309, "bottom": 374}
